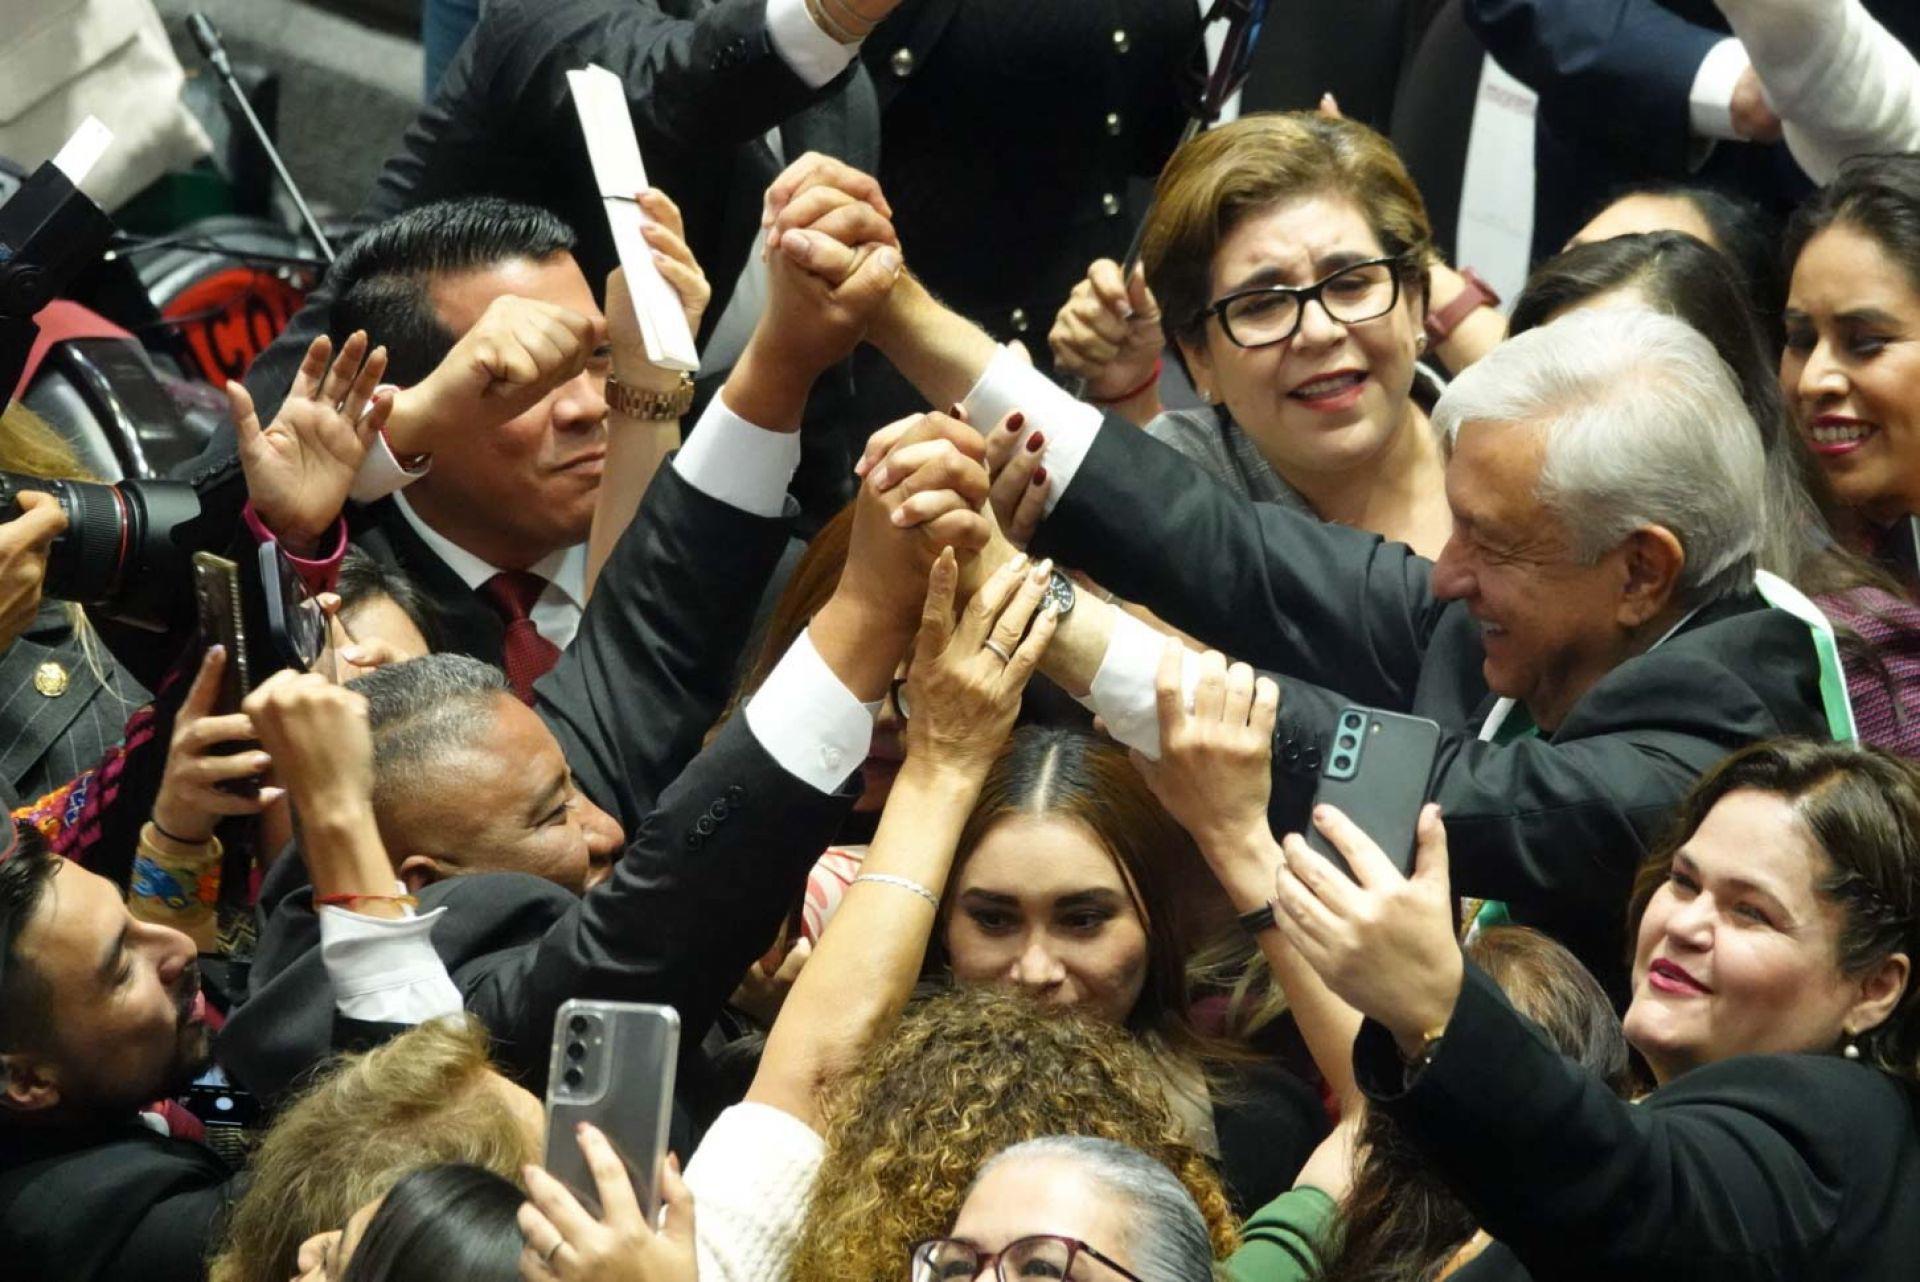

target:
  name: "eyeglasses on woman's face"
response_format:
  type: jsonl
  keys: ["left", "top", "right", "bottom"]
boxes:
{"left": 1200, "top": 254, "right": 1407, "bottom": 349}
{"left": 911, "top": 1234, "right": 1145, "bottom": 1282}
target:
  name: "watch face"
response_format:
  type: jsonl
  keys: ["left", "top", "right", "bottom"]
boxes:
{"left": 1042, "top": 569, "right": 1077, "bottom": 617}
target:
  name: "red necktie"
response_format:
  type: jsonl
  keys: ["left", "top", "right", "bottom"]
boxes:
{"left": 480, "top": 571, "right": 561, "bottom": 703}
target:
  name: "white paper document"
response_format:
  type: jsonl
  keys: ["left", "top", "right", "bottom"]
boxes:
{"left": 567, "top": 65, "right": 700, "bottom": 372}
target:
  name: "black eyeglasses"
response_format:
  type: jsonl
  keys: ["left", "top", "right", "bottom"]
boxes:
{"left": 1200, "top": 255, "right": 1409, "bottom": 349}
{"left": 911, "top": 1235, "right": 1146, "bottom": 1282}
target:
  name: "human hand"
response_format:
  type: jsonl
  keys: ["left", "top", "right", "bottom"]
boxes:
{"left": 760, "top": 219, "right": 902, "bottom": 377}
{"left": 834, "top": 412, "right": 992, "bottom": 634}
{"left": 314, "top": 593, "right": 413, "bottom": 684}
{"left": 761, "top": 150, "right": 894, "bottom": 251}
{"left": 1272, "top": 803, "right": 1462, "bottom": 1057}
{"left": 152, "top": 645, "right": 284, "bottom": 843}
{"left": 405, "top": 295, "right": 602, "bottom": 448}
{"left": 608, "top": 190, "right": 711, "bottom": 392}
{"left": 1133, "top": 642, "right": 1280, "bottom": 868}
{"left": 519, "top": 1127, "right": 697, "bottom": 1282}
{"left": 731, "top": 931, "right": 812, "bottom": 1027}
{"left": 231, "top": 331, "right": 391, "bottom": 555}
{"left": 905, "top": 548, "right": 1059, "bottom": 776}
{"left": 0, "top": 490, "right": 65, "bottom": 653}
{"left": 1729, "top": 65, "right": 1783, "bottom": 143}
{"left": 981, "top": 410, "right": 1049, "bottom": 548}
{"left": 241, "top": 670, "right": 374, "bottom": 837}
{"left": 1049, "top": 259, "right": 1164, "bottom": 403}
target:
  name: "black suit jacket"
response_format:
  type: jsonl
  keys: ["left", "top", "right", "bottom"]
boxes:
{"left": 0, "top": 603, "right": 149, "bottom": 806}
{"left": 1464, "top": 0, "right": 1920, "bottom": 254}
{"left": 1356, "top": 963, "right": 1920, "bottom": 1280}
{"left": 345, "top": 497, "right": 509, "bottom": 667}
{"left": 220, "top": 460, "right": 848, "bottom": 1103}
{"left": 1032, "top": 422, "right": 1828, "bottom": 990}
{"left": 231, "top": 0, "right": 878, "bottom": 428}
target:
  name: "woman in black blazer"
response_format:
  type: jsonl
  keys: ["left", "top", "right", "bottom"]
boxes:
{"left": 1266, "top": 737, "right": 1920, "bottom": 1281}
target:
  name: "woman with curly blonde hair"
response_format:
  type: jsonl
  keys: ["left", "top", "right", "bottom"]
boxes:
{"left": 789, "top": 984, "right": 1236, "bottom": 1282}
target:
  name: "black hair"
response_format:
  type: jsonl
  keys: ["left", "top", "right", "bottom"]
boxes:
{"left": 325, "top": 197, "right": 578, "bottom": 386}
{"left": 337, "top": 547, "right": 441, "bottom": 653}
{"left": 1785, "top": 153, "right": 1920, "bottom": 299}
{"left": 1586, "top": 182, "right": 1784, "bottom": 346}
{"left": 0, "top": 822, "right": 59, "bottom": 1057}
{"left": 1511, "top": 231, "right": 1790, "bottom": 463}
{"left": 340, "top": 1163, "right": 524, "bottom": 1282}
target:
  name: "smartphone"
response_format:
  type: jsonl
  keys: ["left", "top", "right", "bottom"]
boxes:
{"left": 192, "top": 552, "right": 251, "bottom": 713}
{"left": 1307, "top": 706, "right": 1443, "bottom": 878}
{"left": 192, "top": 552, "right": 262, "bottom": 797}
{"left": 257, "top": 540, "right": 330, "bottom": 678}
{"left": 543, "top": 1000, "right": 680, "bottom": 1222}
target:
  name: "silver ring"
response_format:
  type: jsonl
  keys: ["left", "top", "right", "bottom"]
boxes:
{"left": 984, "top": 638, "right": 1014, "bottom": 663}
{"left": 542, "top": 1239, "right": 565, "bottom": 1266}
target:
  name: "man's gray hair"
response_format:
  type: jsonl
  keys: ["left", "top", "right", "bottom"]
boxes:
{"left": 346, "top": 654, "right": 511, "bottom": 815}
{"left": 974, "top": 1136, "right": 1214, "bottom": 1282}
{"left": 1432, "top": 304, "right": 1764, "bottom": 605}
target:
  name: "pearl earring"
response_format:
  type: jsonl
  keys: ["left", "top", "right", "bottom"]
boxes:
{"left": 1844, "top": 1036, "right": 1862, "bottom": 1060}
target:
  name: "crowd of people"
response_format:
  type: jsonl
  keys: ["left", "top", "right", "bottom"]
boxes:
{"left": 6, "top": 0, "right": 1920, "bottom": 1279}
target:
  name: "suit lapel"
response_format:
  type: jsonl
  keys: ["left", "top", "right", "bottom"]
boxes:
{"left": 0, "top": 607, "right": 108, "bottom": 790}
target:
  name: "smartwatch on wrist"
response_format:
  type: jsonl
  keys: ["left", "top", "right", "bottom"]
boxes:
{"left": 1424, "top": 267, "right": 1501, "bottom": 346}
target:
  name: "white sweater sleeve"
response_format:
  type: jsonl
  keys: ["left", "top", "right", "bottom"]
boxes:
{"left": 1716, "top": 0, "right": 1920, "bottom": 181}
{"left": 684, "top": 1102, "right": 827, "bottom": 1282}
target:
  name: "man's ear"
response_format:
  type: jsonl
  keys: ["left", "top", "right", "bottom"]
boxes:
{"left": 0, "top": 1054, "right": 61, "bottom": 1115}
{"left": 1615, "top": 524, "right": 1686, "bottom": 629}
{"left": 396, "top": 855, "right": 447, "bottom": 895}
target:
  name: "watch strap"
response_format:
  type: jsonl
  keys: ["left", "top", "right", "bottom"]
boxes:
{"left": 1424, "top": 267, "right": 1501, "bottom": 345}
{"left": 1238, "top": 902, "right": 1277, "bottom": 938}
{"left": 607, "top": 372, "right": 696, "bottom": 420}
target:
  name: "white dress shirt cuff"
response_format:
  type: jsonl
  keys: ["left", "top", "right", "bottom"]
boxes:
{"left": 350, "top": 426, "right": 432, "bottom": 503}
{"left": 319, "top": 902, "right": 464, "bottom": 1024}
{"left": 745, "top": 629, "right": 878, "bottom": 794}
{"left": 961, "top": 345, "right": 1105, "bottom": 517}
{"left": 1082, "top": 608, "right": 1198, "bottom": 761}
{"left": 766, "top": 0, "right": 860, "bottom": 88}
{"left": 672, "top": 391, "right": 802, "bottom": 519}
{"left": 1689, "top": 38, "right": 1755, "bottom": 140}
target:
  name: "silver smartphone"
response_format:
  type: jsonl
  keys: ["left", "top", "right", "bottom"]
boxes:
{"left": 542, "top": 1000, "right": 680, "bottom": 1222}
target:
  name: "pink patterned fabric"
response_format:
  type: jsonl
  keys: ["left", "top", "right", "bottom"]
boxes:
{"left": 800, "top": 846, "right": 867, "bottom": 943}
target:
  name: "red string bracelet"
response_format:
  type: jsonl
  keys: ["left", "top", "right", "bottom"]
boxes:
{"left": 1089, "top": 356, "right": 1163, "bottom": 406}
{"left": 315, "top": 891, "right": 420, "bottom": 910}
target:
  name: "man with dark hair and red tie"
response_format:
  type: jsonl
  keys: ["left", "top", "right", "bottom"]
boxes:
{"left": 309, "top": 195, "right": 652, "bottom": 699}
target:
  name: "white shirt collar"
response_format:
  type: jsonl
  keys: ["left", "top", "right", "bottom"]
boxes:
{"left": 390, "top": 490, "right": 587, "bottom": 609}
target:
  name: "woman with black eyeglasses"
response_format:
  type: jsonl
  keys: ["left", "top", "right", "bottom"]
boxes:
{"left": 1045, "top": 112, "right": 1454, "bottom": 559}
{"left": 913, "top": 1136, "right": 1215, "bottom": 1282}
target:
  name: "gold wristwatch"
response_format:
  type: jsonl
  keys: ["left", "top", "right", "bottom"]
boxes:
{"left": 607, "top": 371, "right": 696, "bottom": 420}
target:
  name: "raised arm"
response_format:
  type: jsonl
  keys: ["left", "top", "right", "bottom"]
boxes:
{"left": 748, "top": 550, "right": 1059, "bottom": 1128}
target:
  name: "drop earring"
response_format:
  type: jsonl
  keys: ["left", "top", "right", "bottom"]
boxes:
{"left": 1844, "top": 1031, "right": 1862, "bottom": 1060}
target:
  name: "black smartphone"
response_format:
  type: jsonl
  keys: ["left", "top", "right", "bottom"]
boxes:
{"left": 543, "top": 1000, "right": 680, "bottom": 1223}
{"left": 191, "top": 552, "right": 260, "bottom": 796}
{"left": 257, "top": 540, "right": 331, "bottom": 678}
{"left": 1307, "top": 706, "right": 1443, "bottom": 878}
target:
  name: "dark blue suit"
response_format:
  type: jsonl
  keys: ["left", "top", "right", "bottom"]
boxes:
{"left": 1465, "top": 0, "right": 1920, "bottom": 255}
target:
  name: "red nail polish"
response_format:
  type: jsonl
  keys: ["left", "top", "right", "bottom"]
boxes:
{"left": 1032, "top": 466, "right": 1048, "bottom": 486}
{"left": 1007, "top": 412, "right": 1025, "bottom": 433}
{"left": 1025, "top": 431, "right": 1045, "bottom": 453}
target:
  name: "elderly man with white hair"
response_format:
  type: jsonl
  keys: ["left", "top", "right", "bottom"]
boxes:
{"left": 847, "top": 281, "right": 1836, "bottom": 994}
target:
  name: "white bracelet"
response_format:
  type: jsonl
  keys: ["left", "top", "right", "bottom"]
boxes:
{"left": 852, "top": 873, "right": 941, "bottom": 909}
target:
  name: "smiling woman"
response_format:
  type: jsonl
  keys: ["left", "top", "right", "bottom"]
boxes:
{"left": 1130, "top": 113, "right": 1451, "bottom": 559}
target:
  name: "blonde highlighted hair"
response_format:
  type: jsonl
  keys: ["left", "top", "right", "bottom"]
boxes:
{"left": 207, "top": 1016, "right": 537, "bottom": 1282}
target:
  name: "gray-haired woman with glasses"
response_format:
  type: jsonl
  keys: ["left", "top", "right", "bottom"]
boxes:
{"left": 913, "top": 1136, "right": 1215, "bottom": 1282}
{"left": 1043, "top": 113, "right": 1453, "bottom": 560}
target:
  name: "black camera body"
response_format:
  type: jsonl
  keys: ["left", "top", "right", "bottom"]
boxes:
{"left": 0, "top": 471, "right": 201, "bottom": 629}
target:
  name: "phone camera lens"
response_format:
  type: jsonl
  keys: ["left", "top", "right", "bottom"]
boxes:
{"left": 563, "top": 1066, "right": 584, "bottom": 1090}
{"left": 566, "top": 1040, "right": 586, "bottom": 1062}
{"left": 1333, "top": 754, "right": 1353, "bottom": 772}
{"left": 568, "top": 1015, "right": 589, "bottom": 1036}
{"left": 1337, "top": 733, "right": 1357, "bottom": 751}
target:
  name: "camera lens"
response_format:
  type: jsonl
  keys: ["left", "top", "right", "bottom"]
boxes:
{"left": 568, "top": 1015, "right": 589, "bottom": 1036}
{"left": 1333, "top": 754, "right": 1353, "bottom": 772}
{"left": 1337, "top": 733, "right": 1357, "bottom": 751}
{"left": 566, "top": 1040, "right": 586, "bottom": 1062}
{"left": 563, "top": 1066, "right": 584, "bottom": 1090}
